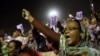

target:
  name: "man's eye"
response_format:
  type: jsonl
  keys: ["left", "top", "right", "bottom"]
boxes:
{"left": 69, "top": 27, "right": 79, "bottom": 30}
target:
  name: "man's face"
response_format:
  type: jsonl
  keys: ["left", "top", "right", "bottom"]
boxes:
{"left": 12, "top": 31, "right": 20, "bottom": 37}
{"left": 8, "top": 42, "right": 16, "bottom": 53}
{"left": 81, "top": 17, "right": 89, "bottom": 26}
{"left": 64, "top": 21, "right": 81, "bottom": 46}
{"left": 91, "top": 17, "right": 97, "bottom": 25}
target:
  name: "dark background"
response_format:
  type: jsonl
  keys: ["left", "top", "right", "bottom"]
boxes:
{"left": 0, "top": 0, "right": 100, "bottom": 34}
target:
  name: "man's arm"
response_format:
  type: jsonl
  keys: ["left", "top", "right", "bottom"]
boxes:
{"left": 22, "top": 9, "right": 60, "bottom": 43}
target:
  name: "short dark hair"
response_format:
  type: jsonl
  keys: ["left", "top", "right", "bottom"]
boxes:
{"left": 8, "top": 40, "right": 22, "bottom": 49}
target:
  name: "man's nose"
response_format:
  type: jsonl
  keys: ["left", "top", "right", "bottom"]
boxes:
{"left": 64, "top": 30, "right": 70, "bottom": 35}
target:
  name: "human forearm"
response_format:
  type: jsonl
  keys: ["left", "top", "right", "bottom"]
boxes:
{"left": 32, "top": 19, "right": 60, "bottom": 42}
{"left": 22, "top": 9, "right": 60, "bottom": 42}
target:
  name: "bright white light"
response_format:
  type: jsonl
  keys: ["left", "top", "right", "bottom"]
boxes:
{"left": 69, "top": 14, "right": 73, "bottom": 18}
{"left": 91, "top": 3, "right": 94, "bottom": 7}
{"left": 48, "top": 9, "right": 58, "bottom": 17}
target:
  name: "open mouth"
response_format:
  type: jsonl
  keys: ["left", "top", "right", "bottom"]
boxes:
{"left": 65, "top": 35, "right": 71, "bottom": 41}
{"left": 65, "top": 36, "right": 70, "bottom": 39}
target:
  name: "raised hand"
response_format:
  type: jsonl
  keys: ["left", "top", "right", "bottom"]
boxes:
{"left": 22, "top": 9, "right": 34, "bottom": 23}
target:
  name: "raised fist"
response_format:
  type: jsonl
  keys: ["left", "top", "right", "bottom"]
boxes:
{"left": 22, "top": 9, "right": 34, "bottom": 23}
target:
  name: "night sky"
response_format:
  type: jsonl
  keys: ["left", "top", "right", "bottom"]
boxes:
{"left": 0, "top": 0, "right": 100, "bottom": 34}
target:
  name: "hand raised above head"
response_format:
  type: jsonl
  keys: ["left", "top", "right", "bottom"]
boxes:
{"left": 22, "top": 9, "right": 30, "bottom": 19}
{"left": 22, "top": 9, "right": 34, "bottom": 23}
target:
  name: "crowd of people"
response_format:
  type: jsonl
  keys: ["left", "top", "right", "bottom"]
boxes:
{"left": 0, "top": 6, "right": 100, "bottom": 56}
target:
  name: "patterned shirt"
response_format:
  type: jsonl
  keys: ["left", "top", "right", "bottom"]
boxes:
{"left": 59, "top": 34, "right": 100, "bottom": 56}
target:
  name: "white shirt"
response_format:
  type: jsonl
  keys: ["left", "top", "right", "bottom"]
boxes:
{"left": 15, "top": 36, "right": 28, "bottom": 45}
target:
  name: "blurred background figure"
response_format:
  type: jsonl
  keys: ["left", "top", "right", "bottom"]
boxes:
{"left": 12, "top": 29, "right": 28, "bottom": 49}
{"left": 8, "top": 40, "right": 22, "bottom": 56}
{"left": 0, "top": 28, "right": 8, "bottom": 56}
{"left": 27, "top": 29, "right": 37, "bottom": 51}
{"left": 22, "top": 9, "right": 100, "bottom": 56}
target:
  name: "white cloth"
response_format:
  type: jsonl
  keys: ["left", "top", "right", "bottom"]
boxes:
{"left": 4, "top": 36, "right": 13, "bottom": 42}
{"left": 15, "top": 36, "right": 28, "bottom": 45}
{"left": 28, "top": 40, "right": 37, "bottom": 50}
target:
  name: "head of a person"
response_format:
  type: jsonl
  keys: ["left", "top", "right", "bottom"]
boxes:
{"left": 27, "top": 29, "right": 34, "bottom": 41}
{"left": 8, "top": 40, "right": 22, "bottom": 55}
{"left": 81, "top": 17, "right": 89, "bottom": 26}
{"left": 64, "top": 19, "right": 82, "bottom": 46}
{"left": 12, "top": 29, "right": 22, "bottom": 37}
{"left": 56, "top": 21, "right": 64, "bottom": 33}
{"left": 91, "top": 16, "right": 97, "bottom": 25}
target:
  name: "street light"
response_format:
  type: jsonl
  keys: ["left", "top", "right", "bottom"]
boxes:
{"left": 48, "top": 9, "right": 59, "bottom": 28}
{"left": 48, "top": 9, "right": 58, "bottom": 17}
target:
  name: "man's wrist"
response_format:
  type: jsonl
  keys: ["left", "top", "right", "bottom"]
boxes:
{"left": 28, "top": 15, "right": 34, "bottom": 23}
